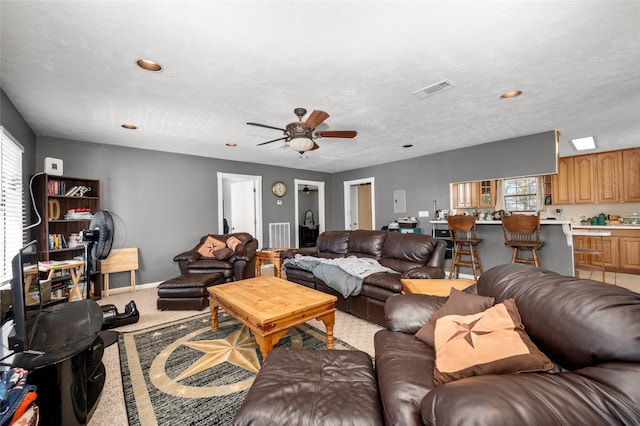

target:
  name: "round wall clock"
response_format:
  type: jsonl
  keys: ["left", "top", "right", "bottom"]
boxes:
{"left": 271, "top": 181, "right": 287, "bottom": 197}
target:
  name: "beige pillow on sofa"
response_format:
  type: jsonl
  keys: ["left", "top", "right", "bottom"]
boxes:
{"left": 415, "top": 288, "right": 495, "bottom": 346}
{"left": 197, "top": 236, "right": 226, "bottom": 258}
{"left": 433, "top": 298, "right": 553, "bottom": 385}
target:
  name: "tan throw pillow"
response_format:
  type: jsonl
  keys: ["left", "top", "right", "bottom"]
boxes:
{"left": 197, "top": 236, "right": 226, "bottom": 258}
{"left": 226, "top": 236, "right": 241, "bottom": 251}
{"left": 415, "top": 288, "right": 495, "bottom": 347}
{"left": 433, "top": 298, "right": 553, "bottom": 385}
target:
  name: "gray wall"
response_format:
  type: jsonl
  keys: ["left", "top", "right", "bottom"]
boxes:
{"left": 36, "top": 136, "right": 331, "bottom": 286}
{"left": 1, "top": 89, "right": 37, "bottom": 234}
{"left": 4, "top": 87, "right": 569, "bottom": 287}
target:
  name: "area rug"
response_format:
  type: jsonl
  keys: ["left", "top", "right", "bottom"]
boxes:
{"left": 118, "top": 311, "right": 358, "bottom": 426}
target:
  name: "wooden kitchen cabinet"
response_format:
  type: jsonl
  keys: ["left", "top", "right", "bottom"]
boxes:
{"left": 596, "top": 151, "right": 622, "bottom": 203}
{"left": 574, "top": 229, "right": 640, "bottom": 273}
{"left": 622, "top": 147, "right": 640, "bottom": 202}
{"left": 452, "top": 180, "right": 495, "bottom": 209}
{"left": 573, "top": 154, "right": 596, "bottom": 204}
{"left": 619, "top": 234, "right": 640, "bottom": 273}
{"left": 453, "top": 181, "right": 478, "bottom": 208}
{"left": 552, "top": 156, "right": 574, "bottom": 204}
{"left": 479, "top": 180, "right": 496, "bottom": 208}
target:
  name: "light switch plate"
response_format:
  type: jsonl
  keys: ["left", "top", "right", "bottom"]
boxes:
{"left": 418, "top": 210, "right": 430, "bottom": 217}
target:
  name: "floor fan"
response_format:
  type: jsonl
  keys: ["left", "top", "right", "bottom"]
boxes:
{"left": 81, "top": 210, "right": 139, "bottom": 345}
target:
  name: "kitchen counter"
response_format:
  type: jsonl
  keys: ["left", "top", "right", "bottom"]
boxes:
{"left": 572, "top": 224, "right": 640, "bottom": 230}
{"left": 430, "top": 219, "right": 574, "bottom": 276}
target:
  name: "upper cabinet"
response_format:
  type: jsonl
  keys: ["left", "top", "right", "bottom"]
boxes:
{"left": 452, "top": 180, "right": 495, "bottom": 209}
{"left": 622, "top": 148, "right": 640, "bottom": 202}
{"left": 550, "top": 147, "right": 639, "bottom": 205}
{"left": 596, "top": 150, "right": 622, "bottom": 203}
{"left": 552, "top": 157, "right": 574, "bottom": 204}
{"left": 573, "top": 155, "right": 596, "bottom": 204}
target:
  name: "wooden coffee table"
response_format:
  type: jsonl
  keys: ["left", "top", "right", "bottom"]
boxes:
{"left": 401, "top": 278, "right": 476, "bottom": 296}
{"left": 208, "top": 276, "right": 337, "bottom": 358}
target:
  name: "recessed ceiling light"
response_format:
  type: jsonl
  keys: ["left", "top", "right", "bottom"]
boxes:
{"left": 402, "top": 144, "right": 413, "bottom": 148}
{"left": 500, "top": 90, "right": 522, "bottom": 99}
{"left": 136, "top": 59, "right": 162, "bottom": 72}
{"left": 121, "top": 124, "right": 137, "bottom": 130}
{"left": 569, "top": 136, "right": 596, "bottom": 151}
{"left": 226, "top": 143, "right": 237, "bottom": 147}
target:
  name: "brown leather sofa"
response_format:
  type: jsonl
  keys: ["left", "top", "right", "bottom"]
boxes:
{"left": 173, "top": 232, "right": 258, "bottom": 282}
{"left": 375, "top": 263, "right": 640, "bottom": 425}
{"left": 283, "top": 230, "right": 446, "bottom": 326}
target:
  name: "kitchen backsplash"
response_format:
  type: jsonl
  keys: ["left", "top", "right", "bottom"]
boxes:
{"left": 543, "top": 203, "right": 640, "bottom": 223}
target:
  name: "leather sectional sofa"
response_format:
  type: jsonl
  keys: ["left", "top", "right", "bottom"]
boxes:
{"left": 284, "top": 230, "right": 446, "bottom": 326}
{"left": 375, "top": 263, "right": 640, "bottom": 425}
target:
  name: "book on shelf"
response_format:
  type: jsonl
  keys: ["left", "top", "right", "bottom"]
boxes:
{"left": 64, "top": 185, "right": 80, "bottom": 196}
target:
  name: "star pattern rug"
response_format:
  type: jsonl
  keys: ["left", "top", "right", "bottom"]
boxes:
{"left": 118, "top": 311, "right": 357, "bottom": 426}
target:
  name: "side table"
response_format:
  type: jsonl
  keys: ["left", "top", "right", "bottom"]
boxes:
{"left": 401, "top": 278, "right": 476, "bottom": 296}
{"left": 255, "top": 249, "right": 287, "bottom": 278}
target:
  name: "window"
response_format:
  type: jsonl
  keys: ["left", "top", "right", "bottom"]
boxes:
{"left": 503, "top": 177, "right": 538, "bottom": 212}
{"left": 1, "top": 127, "right": 24, "bottom": 284}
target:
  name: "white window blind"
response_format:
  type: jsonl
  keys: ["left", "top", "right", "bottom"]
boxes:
{"left": 1, "top": 126, "right": 24, "bottom": 284}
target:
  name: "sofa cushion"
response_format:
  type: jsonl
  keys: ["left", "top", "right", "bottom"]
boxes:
{"left": 433, "top": 298, "right": 553, "bottom": 385}
{"left": 380, "top": 232, "right": 437, "bottom": 273}
{"left": 213, "top": 247, "right": 234, "bottom": 260}
{"left": 197, "top": 236, "right": 226, "bottom": 258}
{"left": 346, "top": 230, "right": 386, "bottom": 258}
{"left": 316, "top": 231, "right": 350, "bottom": 257}
{"left": 375, "top": 330, "right": 437, "bottom": 426}
{"left": 478, "top": 264, "right": 640, "bottom": 370}
{"left": 415, "top": 287, "right": 495, "bottom": 346}
{"left": 226, "top": 235, "right": 241, "bottom": 251}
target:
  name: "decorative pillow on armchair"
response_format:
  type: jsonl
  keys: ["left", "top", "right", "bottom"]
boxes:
{"left": 433, "top": 298, "right": 553, "bottom": 385}
{"left": 226, "top": 236, "right": 245, "bottom": 255}
{"left": 415, "top": 288, "right": 495, "bottom": 346}
{"left": 197, "top": 236, "right": 227, "bottom": 258}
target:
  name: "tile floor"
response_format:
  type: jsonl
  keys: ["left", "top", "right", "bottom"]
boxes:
{"left": 575, "top": 270, "right": 640, "bottom": 294}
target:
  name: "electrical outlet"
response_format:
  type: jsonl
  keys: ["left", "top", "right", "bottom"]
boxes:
{"left": 418, "top": 210, "right": 430, "bottom": 217}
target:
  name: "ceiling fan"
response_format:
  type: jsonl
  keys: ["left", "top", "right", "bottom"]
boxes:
{"left": 247, "top": 107, "right": 357, "bottom": 154}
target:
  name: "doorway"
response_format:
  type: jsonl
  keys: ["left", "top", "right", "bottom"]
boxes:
{"left": 294, "top": 179, "right": 326, "bottom": 248}
{"left": 343, "top": 177, "right": 375, "bottom": 230}
{"left": 217, "top": 173, "right": 263, "bottom": 247}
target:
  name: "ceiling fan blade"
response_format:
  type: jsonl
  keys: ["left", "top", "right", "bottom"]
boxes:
{"left": 257, "top": 136, "right": 288, "bottom": 146}
{"left": 311, "top": 142, "right": 320, "bottom": 151}
{"left": 303, "top": 110, "right": 330, "bottom": 130}
{"left": 247, "top": 122, "right": 287, "bottom": 132}
{"left": 315, "top": 130, "right": 357, "bottom": 138}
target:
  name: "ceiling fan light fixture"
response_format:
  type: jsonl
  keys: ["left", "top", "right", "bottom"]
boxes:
{"left": 136, "top": 59, "right": 162, "bottom": 72}
{"left": 500, "top": 90, "right": 522, "bottom": 99}
{"left": 289, "top": 137, "right": 315, "bottom": 154}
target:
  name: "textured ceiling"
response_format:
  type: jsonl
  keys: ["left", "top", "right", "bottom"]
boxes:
{"left": 1, "top": 1, "right": 639, "bottom": 173}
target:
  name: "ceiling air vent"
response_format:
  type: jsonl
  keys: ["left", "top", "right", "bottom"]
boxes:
{"left": 411, "top": 79, "right": 456, "bottom": 99}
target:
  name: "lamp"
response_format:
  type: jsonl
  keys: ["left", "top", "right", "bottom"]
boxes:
{"left": 302, "top": 186, "right": 310, "bottom": 195}
{"left": 288, "top": 137, "right": 315, "bottom": 154}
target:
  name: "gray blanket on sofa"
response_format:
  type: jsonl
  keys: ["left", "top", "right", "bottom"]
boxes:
{"left": 284, "top": 255, "right": 395, "bottom": 298}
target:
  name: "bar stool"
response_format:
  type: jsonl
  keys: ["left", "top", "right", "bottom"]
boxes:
{"left": 447, "top": 215, "right": 483, "bottom": 280}
{"left": 571, "top": 230, "right": 611, "bottom": 282}
{"left": 500, "top": 212, "right": 544, "bottom": 267}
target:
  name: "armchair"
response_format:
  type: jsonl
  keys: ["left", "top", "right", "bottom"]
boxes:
{"left": 173, "top": 232, "right": 258, "bottom": 282}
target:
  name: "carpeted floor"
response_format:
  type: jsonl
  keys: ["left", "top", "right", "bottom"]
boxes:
{"left": 120, "top": 312, "right": 358, "bottom": 425}
{"left": 89, "top": 282, "right": 383, "bottom": 426}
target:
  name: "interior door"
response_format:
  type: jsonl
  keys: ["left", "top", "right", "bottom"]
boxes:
{"left": 357, "top": 183, "right": 372, "bottom": 230}
{"left": 229, "top": 180, "right": 255, "bottom": 234}
{"left": 344, "top": 177, "right": 375, "bottom": 230}
{"left": 217, "top": 173, "right": 262, "bottom": 246}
